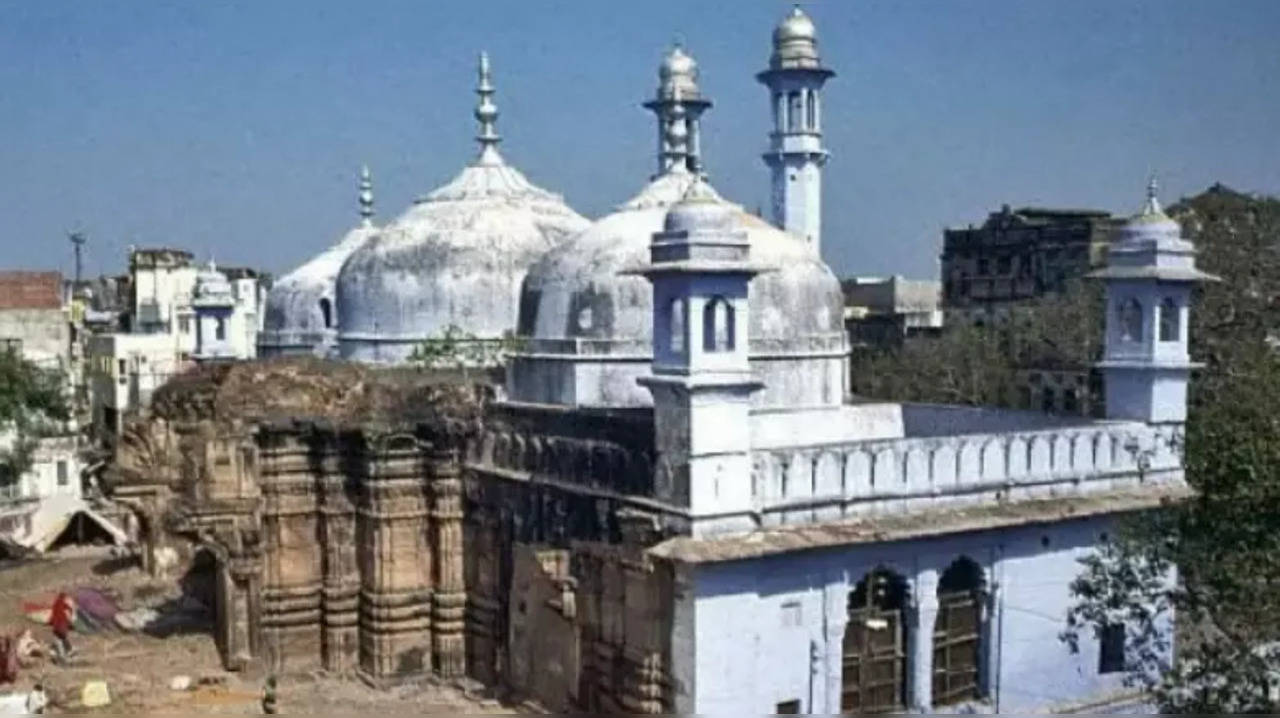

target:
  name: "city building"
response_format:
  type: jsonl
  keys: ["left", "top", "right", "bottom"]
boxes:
{"left": 941, "top": 205, "right": 1116, "bottom": 325}
{"left": 102, "top": 8, "right": 1198, "bottom": 715}
{"left": 0, "top": 271, "right": 69, "bottom": 371}
{"left": 842, "top": 275, "right": 943, "bottom": 348}
{"left": 85, "top": 248, "right": 267, "bottom": 438}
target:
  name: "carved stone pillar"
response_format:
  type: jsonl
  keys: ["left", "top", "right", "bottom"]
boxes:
{"left": 908, "top": 568, "right": 939, "bottom": 713}
{"left": 319, "top": 455, "right": 359, "bottom": 674}
{"left": 357, "top": 437, "right": 433, "bottom": 683}
{"left": 431, "top": 448, "right": 466, "bottom": 678}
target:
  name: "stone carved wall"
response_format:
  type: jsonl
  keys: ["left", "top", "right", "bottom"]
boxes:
{"left": 111, "top": 389, "right": 679, "bottom": 711}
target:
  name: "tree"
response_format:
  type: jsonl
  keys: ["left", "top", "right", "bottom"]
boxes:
{"left": 0, "top": 350, "right": 70, "bottom": 484}
{"left": 1062, "top": 186, "right": 1280, "bottom": 712}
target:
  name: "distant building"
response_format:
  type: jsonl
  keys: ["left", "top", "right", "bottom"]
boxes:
{"left": 941, "top": 206, "right": 1116, "bottom": 324}
{"left": 85, "top": 248, "right": 265, "bottom": 439}
{"left": 842, "top": 275, "right": 943, "bottom": 348}
{"left": 0, "top": 271, "right": 69, "bottom": 371}
{"left": 87, "top": 332, "right": 190, "bottom": 438}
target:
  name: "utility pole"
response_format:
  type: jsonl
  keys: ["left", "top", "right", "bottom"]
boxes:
{"left": 68, "top": 231, "right": 87, "bottom": 284}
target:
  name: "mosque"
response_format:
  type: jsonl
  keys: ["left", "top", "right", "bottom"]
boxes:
{"left": 147, "top": 7, "right": 1207, "bottom": 714}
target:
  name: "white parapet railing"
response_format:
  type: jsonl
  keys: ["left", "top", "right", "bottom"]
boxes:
{"left": 749, "top": 419, "right": 1182, "bottom": 526}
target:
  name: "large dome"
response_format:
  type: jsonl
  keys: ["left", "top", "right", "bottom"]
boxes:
{"left": 335, "top": 54, "right": 589, "bottom": 364}
{"left": 260, "top": 167, "right": 378, "bottom": 358}
{"left": 510, "top": 170, "right": 847, "bottom": 408}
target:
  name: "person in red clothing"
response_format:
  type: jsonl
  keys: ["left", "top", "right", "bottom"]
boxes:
{"left": 48, "top": 593, "right": 74, "bottom": 662}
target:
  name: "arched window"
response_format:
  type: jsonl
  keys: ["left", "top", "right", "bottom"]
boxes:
{"left": 318, "top": 298, "right": 333, "bottom": 329}
{"left": 214, "top": 317, "right": 226, "bottom": 341}
{"left": 669, "top": 297, "right": 686, "bottom": 354}
{"left": 702, "top": 297, "right": 734, "bottom": 352}
{"left": 842, "top": 568, "right": 909, "bottom": 713}
{"left": 772, "top": 92, "right": 783, "bottom": 132}
{"left": 1159, "top": 297, "right": 1179, "bottom": 342}
{"left": 934, "top": 557, "right": 987, "bottom": 707}
{"left": 1118, "top": 298, "right": 1143, "bottom": 342}
{"left": 805, "top": 90, "right": 816, "bottom": 129}
{"left": 788, "top": 91, "right": 802, "bottom": 132}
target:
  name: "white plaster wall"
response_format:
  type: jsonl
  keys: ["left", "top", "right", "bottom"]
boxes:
{"left": 682, "top": 516, "right": 1151, "bottom": 714}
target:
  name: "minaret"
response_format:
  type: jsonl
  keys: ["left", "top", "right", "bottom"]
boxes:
{"left": 1092, "top": 177, "right": 1218, "bottom": 423}
{"left": 636, "top": 180, "right": 768, "bottom": 537}
{"left": 643, "top": 44, "right": 712, "bottom": 177}
{"left": 358, "top": 164, "right": 375, "bottom": 227}
{"left": 474, "top": 51, "right": 502, "bottom": 165}
{"left": 757, "top": 6, "right": 834, "bottom": 251}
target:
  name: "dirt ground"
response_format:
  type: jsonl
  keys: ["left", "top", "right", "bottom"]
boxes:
{"left": 0, "top": 551, "right": 520, "bottom": 714}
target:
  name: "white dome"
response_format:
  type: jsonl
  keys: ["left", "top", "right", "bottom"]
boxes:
{"left": 335, "top": 151, "right": 589, "bottom": 364}
{"left": 510, "top": 171, "right": 847, "bottom": 409}
{"left": 260, "top": 223, "right": 377, "bottom": 357}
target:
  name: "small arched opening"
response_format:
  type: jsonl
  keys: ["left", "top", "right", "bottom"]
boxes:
{"left": 702, "top": 296, "right": 734, "bottom": 352}
{"left": 670, "top": 297, "right": 686, "bottom": 354}
{"left": 319, "top": 297, "right": 333, "bottom": 329}
{"left": 1118, "top": 298, "right": 1143, "bottom": 342}
{"left": 933, "top": 557, "right": 987, "bottom": 707}
{"left": 841, "top": 567, "right": 909, "bottom": 714}
{"left": 787, "top": 91, "right": 803, "bottom": 132}
{"left": 1158, "top": 297, "right": 1179, "bottom": 342}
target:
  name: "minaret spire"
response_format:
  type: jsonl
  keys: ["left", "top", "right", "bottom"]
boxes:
{"left": 358, "top": 164, "right": 375, "bottom": 226}
{"left": 475, "top": 51, "right": 502, "bottom": 164}
{"left": 1142, "top": 173, "right": 1162, "bottom": 216}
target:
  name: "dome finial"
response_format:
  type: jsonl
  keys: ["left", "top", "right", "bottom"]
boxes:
{"left": 1142, "top": 173, "right": 1162, "bottom": 216}
{"left": 358, "top": 164, "right": 375, "bottom": 225}
{"left": 475, "top": 51, "right": 502, "bottom": 164}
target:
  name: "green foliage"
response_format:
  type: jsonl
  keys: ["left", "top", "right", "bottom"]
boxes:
{"left": 407, "top": 325, "right": 525, "bottom": 373}
{"left": 1060, "top": 186, "right": 1280, "bottom": 712}
{"left": 850, "top": 279, "right": 1101, "bottom": 406}
{"left": 0, "top": 349, "right": 70, "bottom": 480}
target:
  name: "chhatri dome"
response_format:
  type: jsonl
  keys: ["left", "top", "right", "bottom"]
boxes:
{"left": 770, "top": 5, "right": 821, "bottom": 70}
{"left": 259, "top": 166, "right": 379, "bottom": 357}
{"left": 509, "top": 44, "right": 847, "bottom": 410}
{"left": 335, "top": 53, "right": 589, "bottom": 364}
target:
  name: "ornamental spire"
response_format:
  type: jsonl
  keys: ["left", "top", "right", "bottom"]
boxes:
{"left": 1142, "top": 173, "right": 1162, "bottom": 216}
{"left": 358, "top": 164, "right": 374, "bottom": 226}
{"left": 475, "top": 51, "right": 501, "bottom": 164}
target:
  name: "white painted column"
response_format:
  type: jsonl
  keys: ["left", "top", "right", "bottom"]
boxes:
{"left": 908, "top": 568, "right": 939, "bottom": 713}
{"left": 819, "top": 581, "right": 847, "bottom": 713}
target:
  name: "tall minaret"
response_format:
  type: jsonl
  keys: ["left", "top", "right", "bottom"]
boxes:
{"left": 757, "top": 6, "right": 834, "bottom": 251}
{"left": 644, "top": 44, "right": 712, "bottom": 177}
{"left": 636, "top": 180, "right": 767, "bottom": 537}
{"left": 1092, "top": 177, "right": 1218, "bottom": 424}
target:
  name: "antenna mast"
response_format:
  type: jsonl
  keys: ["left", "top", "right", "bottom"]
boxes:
{"left": 68, "top": 231, "right": 87, "bottom": 284}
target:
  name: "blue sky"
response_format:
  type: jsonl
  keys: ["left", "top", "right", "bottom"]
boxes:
{"left": 2, "top": 0, "right": 1278, "bottom": 280}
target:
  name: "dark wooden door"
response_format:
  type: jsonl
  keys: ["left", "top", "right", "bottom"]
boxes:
{"left": 932, "top": 589, "right": 981, "bottom": 706}
{"left": 841, "top": 577, "right": 906, "bottom": 714}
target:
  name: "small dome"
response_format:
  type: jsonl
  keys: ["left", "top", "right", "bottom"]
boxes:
{"left": 663, "top": 180, "right": 735, "bottom": 235}
{"left": 192, "top": 262, "right": 233, "bottom": 307}
{"left": 774, "top": 6, "right": 816, "bottom": 43}
{"left": 261, "top": 224, "right": 377, "bottom": 355}
{"left": 658, "top": 45, "right": 700, "bottom": 100}
{"left": 769, "top": 6, "right": 823, "bottom": 69}
{"left": 1117, "top": 177, "right": 1181, "bottom": 242}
